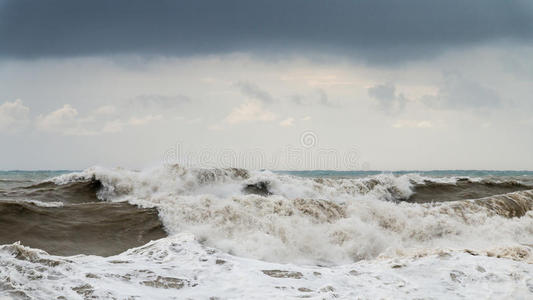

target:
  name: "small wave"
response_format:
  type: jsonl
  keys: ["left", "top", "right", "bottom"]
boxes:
{"left": 0, "top": 179, "right": 34, "bottom": 183}
{"left": 409, "top": 179, "right": 532, "bottom": 203}
{"left": 24, "top": 199, "right": 64, "bottom": 207}
{"left": 0, "top": 179, "right": 103, "bottom": 205}
{"left": 464, "top": 190, "right": 533, "bottom": 218}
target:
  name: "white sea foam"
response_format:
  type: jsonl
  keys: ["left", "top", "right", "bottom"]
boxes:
{"left": 1, "top": 234, "right": 532, "bottom": 299}
{"left": 24, "top": 199, "right": 64, "bottom": 208}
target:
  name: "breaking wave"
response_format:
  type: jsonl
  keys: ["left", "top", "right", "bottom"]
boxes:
{"left": 32, "top": 165, "right": 533, "bottom": 265}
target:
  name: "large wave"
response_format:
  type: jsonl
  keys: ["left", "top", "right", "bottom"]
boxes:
{"left": 41, "top": 165, "right": 533, "bottom": 265}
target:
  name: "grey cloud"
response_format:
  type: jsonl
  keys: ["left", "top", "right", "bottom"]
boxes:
{"left": 236, "top": 82, "right": 274, "bottom": 103}
{"left": 422, "top": 73, "right": 501, "bottom": 110}
{"left": 128, "top": 94, "right": 191, "bottom": 110}
{"left": 236, "top": 83, "right": 338, "bottom": 107}
{"left": 290, "top": 90, "right": 338, "bottom": 107}
{"left": 368, "top": 83, "right": 407, "bottom": 113}
{"left": 317, "top": 89, "right": 339, "bottom": 107}
{"left": 1, "top": 0, "right": 532, "bottom": 63}
{"left": 290, "top": 95, "right": 306, "bottom": 106}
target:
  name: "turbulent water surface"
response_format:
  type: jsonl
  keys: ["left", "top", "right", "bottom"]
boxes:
{"left": 0, "top": 167, "right": 532, "bottom": 299}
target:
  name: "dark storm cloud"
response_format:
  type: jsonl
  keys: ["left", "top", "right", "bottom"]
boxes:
{"left": 1, "top": 0, "right": 532, "bottom": 62}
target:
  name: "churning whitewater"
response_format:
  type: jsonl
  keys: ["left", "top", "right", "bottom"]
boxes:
{"left": 1, "top": 166, "right": 533, "bottom": 299}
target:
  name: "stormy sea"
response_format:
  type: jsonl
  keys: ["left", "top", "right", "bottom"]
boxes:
{"left": 1, "top": 166, "right": 533, "bottom": 299}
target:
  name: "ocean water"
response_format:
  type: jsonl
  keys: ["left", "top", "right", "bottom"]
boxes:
{"left": 278, "top": 169, "right": 533, "bottom": 178}
{"left": 0, "top": 166, "right": 532, "bottom": 299}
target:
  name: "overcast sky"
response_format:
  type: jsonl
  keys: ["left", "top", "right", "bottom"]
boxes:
{"left": 1, "top": 0, "right": 533, "bottom": 170}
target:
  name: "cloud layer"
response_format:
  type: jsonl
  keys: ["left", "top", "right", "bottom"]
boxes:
{"left": 1, "top": 0, "right": 532, "bottom": 63}
{"left": 33, "top": 103, "right": 163, "bottom": 136}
